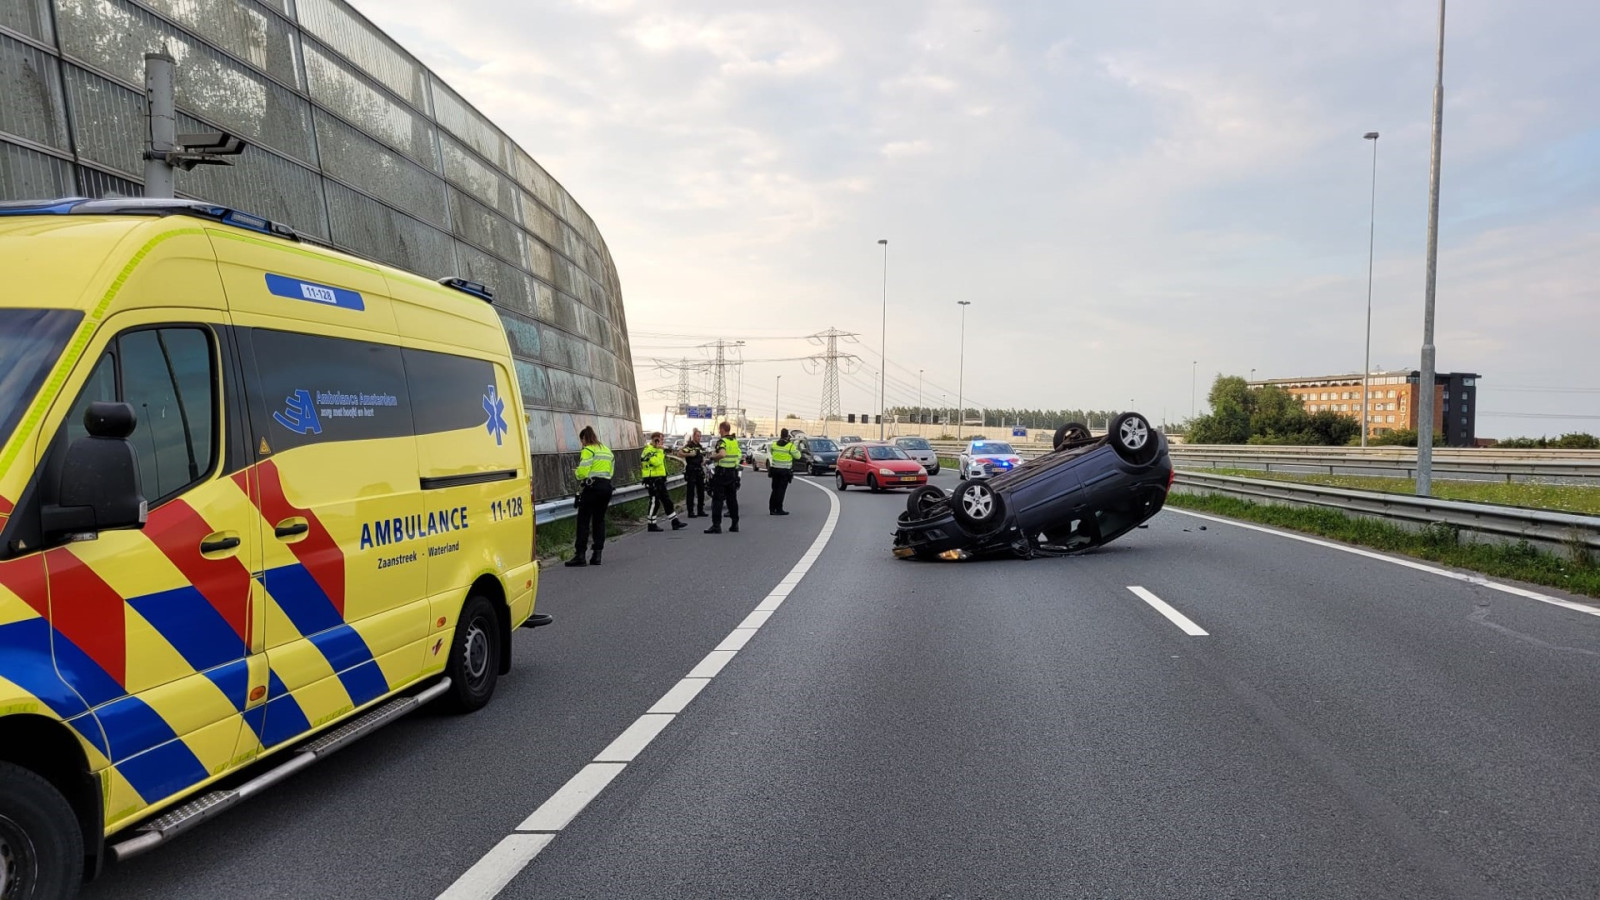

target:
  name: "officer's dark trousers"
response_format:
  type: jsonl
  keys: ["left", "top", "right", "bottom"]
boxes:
{"left": 768, "top": 468, "right": 792, "bottom": 513}
{"left": 710, "top": 468, "right": 740, "bottom": 527}
{"left": 645, "top": 476, "right": 675, "bottom": 522}
{"left": 683, "top": 465, "right": 706, "bottom": 515}
{"left": 574, "top": 481, "right": 613, "bottom": 559}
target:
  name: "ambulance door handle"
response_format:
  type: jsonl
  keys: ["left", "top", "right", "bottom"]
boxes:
{"left": 200, "top": 533, "right": 242, "bottom": 556}
{"left": 274, "top": 518, "right": 309, "bottom": 541}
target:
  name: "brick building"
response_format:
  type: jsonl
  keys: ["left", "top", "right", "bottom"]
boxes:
{"left": 1247, "top": 370, "right": 1480, "bottom": 447}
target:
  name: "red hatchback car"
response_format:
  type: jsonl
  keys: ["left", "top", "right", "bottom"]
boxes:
{"left": 836, "top": 442, "right": 929, "bottom": 492}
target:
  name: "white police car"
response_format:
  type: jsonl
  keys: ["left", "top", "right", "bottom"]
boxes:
{"left": 958, "top": 439, "right": 1024, "bottom": 479}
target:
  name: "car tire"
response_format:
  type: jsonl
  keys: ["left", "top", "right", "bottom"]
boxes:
{"left": 868, "top": 475, "right": 883, "bottom": 493}
{"left": 835, "top": 473, "right": 847, "bottom": 491}
{"left": 1053, "top": 422, "right": 1092, "bottom": 450}
{"left": 1109, "top": 412, "right": 1159, "bottom": 464}
{"left": 442, "top": 594, "right": 502, "bottom": 713}
{"left": 951, "top": 480, "right": 1005, "bottom": 534}
{"left": 906, "top": 485, "right": 946, "bottom": 517}
{"left": 0, "top": 762, "right": 84, "bottom": 900}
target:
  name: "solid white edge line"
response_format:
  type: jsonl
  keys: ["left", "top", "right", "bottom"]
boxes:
{"left": 514, "top": 762, "right": 627, "bottom": 832}
{"left": 1168, "top": 508, "right": 1600, "bottom": 619}
{"left": 1128, "top": 586, "right": 1209, "bottom": 636}
{"left": 435, "top": 834, "right": 556, "bottom": 900}
{"left": 715, "top": 628, "right": 759, "bottom": 652}
{"left": 647, "top": 677, "right": 710, "bottom": 715}
{"left": 594, "top": 713, "right": 676, "bottom": 763}
{"left": 438, "top": 478, "right": 843, "bottom": 900}
{"left": 686, "top": 649, "right": 738, "bottom": 678}
{"left": 738, "top": 610, "right": 774, "bottom": 629}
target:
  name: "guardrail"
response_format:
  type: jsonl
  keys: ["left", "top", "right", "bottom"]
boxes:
{"left": 1173, "top": 449, "right": 1600, "bottom": 486}
{"left": 1172, "top": 471, "right": 1600, "bottom": 555}
{"left": 534, "top": 475, "right": 686, "bottom": 525}
{"left": 923, "top": 441, "right": 1600, "bottom": 485}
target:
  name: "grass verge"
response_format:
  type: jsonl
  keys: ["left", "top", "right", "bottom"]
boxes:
{"left": 1200, "top": 468, "right": 1600, "bottom": 516}
{"left": 1167, "top": 490, "right": 1600, "bottom": 600}
{"left": 536, "top": 486, "right": 688, "bottom": 561}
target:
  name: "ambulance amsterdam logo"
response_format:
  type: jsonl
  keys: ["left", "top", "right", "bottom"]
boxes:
{"left": 273, "top": 389, "right": 322, "bottom": 435}
{"left": 483, "top": 384, "right": 507, "bottom": 445}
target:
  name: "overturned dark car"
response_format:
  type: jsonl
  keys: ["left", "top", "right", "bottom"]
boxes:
{"left": 893, "top": 413, "right": 1173, "bottom": 560}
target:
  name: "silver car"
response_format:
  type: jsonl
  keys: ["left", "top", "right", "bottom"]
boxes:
{"left": 892, "top": 436, "right": 939, "bottom": 475}
{"left": 749, "top": 441, "right": 773, "bottom": 470}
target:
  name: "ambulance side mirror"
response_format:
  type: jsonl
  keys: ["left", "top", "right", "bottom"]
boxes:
{"left": 41, "top": 402, "right": 148, "bottom": 541}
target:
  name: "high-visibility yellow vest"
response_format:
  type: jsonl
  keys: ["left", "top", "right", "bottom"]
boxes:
{"left": 575, "top": 443, "right": 614, "bottom": 480}
{"left": 769, "top": 441, "right": 797, "bottom": 469}
{"left": 641, "top": 445, "right": 667, "bottom": 478}
{"left": 716, "top": 436, "right": 741, "bottom": 468}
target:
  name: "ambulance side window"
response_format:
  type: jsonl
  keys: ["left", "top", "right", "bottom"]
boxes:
{"left": 64, "top": 328, "right": 218, "bottom": 505}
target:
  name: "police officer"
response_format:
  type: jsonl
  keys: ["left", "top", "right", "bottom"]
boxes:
{"left": 705, "top": 421, "right": 742, "bottom": 534}
{"left": 767, "top": 428, "right": 798, "bottom": 515}
{"left": 679, "top": 427, "right": 707, "bottom": 517}
{"left": 642, "top": 432, "right": 686, "bottom": 532}
{"left": 566, "top": 425, "right": 614, "bottom": 567}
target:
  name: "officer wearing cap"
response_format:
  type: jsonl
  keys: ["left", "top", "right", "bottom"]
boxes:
{"left": 704, "top": 421, "right": 742, "bottom": 534}
{"left": 566, "top": 425, "right": 614, "bottom": 567}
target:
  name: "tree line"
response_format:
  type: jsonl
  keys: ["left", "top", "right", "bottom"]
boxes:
{"left": 1184, "top": 375, "right": 1599, "bottom": 447}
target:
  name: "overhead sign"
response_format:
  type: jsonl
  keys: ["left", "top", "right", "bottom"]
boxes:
{"left": 1012, "top": 427, "right": 1028, "bottom": 437}
{"left": 684, "top": 404, "right": 714, "bottom": 419}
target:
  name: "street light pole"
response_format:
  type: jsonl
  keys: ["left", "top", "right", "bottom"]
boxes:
{"left": 917, "top": 369, "right": 924, "bottom": 428}
{"left": 1191, "top": 360, "right": 1198, "bottom": 419}
{"left": 956, "top": 301, "right": 971, "bottom": 439}
{"left": 877, "top": 239, "right": 888, "bottom": 440}
{"left": 774, "top": 375, "right": 781, "bottom": 434}
{"left": 1417, "top": 0, "right": 1446, "bottom": 496}
{"left": 1362, "top": 131, "right": 1381, "bottom": 449}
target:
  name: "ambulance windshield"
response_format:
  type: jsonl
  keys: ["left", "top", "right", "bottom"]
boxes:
{"left": 0, "top": 309, "right": 82, "bottom": 450}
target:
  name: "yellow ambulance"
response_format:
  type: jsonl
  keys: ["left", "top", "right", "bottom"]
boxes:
{"left": 0, "top": 198, "right": 539, "bottom": 898}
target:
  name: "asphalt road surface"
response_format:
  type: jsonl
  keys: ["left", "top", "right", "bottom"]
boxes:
{"left": 86, "top": 468, "right": 1600, "bottom": 899}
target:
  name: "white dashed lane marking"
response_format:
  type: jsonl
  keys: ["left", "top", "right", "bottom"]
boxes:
{"left": 1128, "top": 585, "right": 1210, "bottom": 636}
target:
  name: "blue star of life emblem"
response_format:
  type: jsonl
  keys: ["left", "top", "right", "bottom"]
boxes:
{"left": 272, "top": 389, "right": 321, "bottom": 435}
{"left": 483, "top": 384, "right": 507, "bottom": 445}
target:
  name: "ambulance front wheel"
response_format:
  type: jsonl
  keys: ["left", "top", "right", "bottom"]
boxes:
{"left": 0, "top": 761, "right": 84, "bottom": 900}
{"left": 443, "top": 594, "right": 502, "bottom": 713}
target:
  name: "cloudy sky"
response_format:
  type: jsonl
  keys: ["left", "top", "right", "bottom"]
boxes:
{"left": 359, "top": 0, "right": 1600, "bottom": 438}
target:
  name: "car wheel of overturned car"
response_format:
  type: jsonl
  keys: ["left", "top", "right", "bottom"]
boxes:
{"left": 1053, "top": 422, "right": 1092, "bottom": 450}
{"left": 1109, "top": 412, "right": 1158, "bottom": 464}
{"left": 952, "top": 480, "right": 1005, "bottom": 533}
{"left": 906, "top": 485, "right": 946, "bottom": 517}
